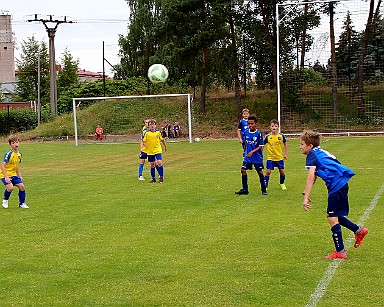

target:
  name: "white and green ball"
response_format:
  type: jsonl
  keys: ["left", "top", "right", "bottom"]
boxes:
{"left": 148, "top": 64, "right": 169, "bottom": 83}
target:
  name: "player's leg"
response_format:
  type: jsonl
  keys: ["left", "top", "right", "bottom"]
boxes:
{"left": 278, "top": 162, "right": 287, "bottom": 190}
{"left": 1, "top": 178, "right": 13, "bottom": 208}
{"left": 325, "top": 186, "right": 350, "bottom": 258}
{"left": 235, "top": 164, "right": 249, "bottom": 195}
{"left": 138, "top": 153, "right": 147, "bottom": 180}
{"left": 265, "top": 160, "right": 273, "bottom": 188}
{"left": 15, "top": 182, "right": 28, "bottom": 209}
{"left": 256, "top": 164, "right": 267, "bottom": 195}
{"left": 147, "top": 155, "right": 156, "bottom": 182}
{"left": 155, "top": 154, "right": 164, "bottom": 183}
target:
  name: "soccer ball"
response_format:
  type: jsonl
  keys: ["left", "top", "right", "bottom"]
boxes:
{"left": 194, "top": 137, "right": 201, "bottom": 142}
{"left": 148, "top": 64, "right": 169, "bottom": 83}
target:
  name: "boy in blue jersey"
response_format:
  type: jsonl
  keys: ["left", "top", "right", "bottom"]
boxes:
{"left": 1, "top": 135, "right": 28, "bottom": 209}
{"left": 138, "top": 119, "right": 149, "bottom": 180}
{"left": 143, "top": 119, "right": 167, "bottom": 183}
{"left": 236, "top": 108, "right": 250, "bottom": 152}
{"left": 264, "top": 119, "right": 288, "bottom": 190}
{"left": 235, "top": 115, "right": 268, "bottom": 195}
{"left": 300, "top": 130, "right": 368, "bottom": 259}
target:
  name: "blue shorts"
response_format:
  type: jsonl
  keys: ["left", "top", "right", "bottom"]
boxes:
{"left": 139, "top": 152, "right": 147, "bottom": 159}
{"left": 266, "top": 160, "right": 284, "bottom": 170}
{"left": 327, "top": 183, "right": 349, "bottom": 217}
{"left": 1, "top": 176, "right": 23, "bottom": 186}
{"left": 242, "top": 162, "right": 264, "bottom": 171}
{"left": 147, "top": 153, "right": 162, "bottom": 162}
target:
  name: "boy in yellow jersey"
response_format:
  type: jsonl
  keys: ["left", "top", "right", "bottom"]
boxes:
{"left": 143, "top": 119, "right": 167, "bottom": 183}
{"left": 1, "top": 135, "right": 28, "bottom": 209}
{"left": 263, "top": 119, "right": 288, "bottom": 190}
{"left": 138, "top": 119, "right": 149, "bottom": 180}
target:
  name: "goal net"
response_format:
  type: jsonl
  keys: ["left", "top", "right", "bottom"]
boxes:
{"left": 72, "top": 94, "right": 193, "bottom": 146}
{"left": 276, "top": 0, "right": 384, "bottom": 133}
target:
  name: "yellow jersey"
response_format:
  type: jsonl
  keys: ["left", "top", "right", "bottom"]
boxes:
{"left": 1, "top": 150, "right": 22, "bottom": 178}
{"left": 143, "top": 130, "right": 164, "bottom": 155}
{"left": 264, "top": 133, "right": 286, "bottom": 161}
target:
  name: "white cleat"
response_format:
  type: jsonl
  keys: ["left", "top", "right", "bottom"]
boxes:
{"left": 138, "top": 176, "right": 145, "bottom": 181}
{"left": 2, "top": 199, "right": 8, "bottom": 209}
{"left": 19, "top": 203, "right": 29, "bottom": 209}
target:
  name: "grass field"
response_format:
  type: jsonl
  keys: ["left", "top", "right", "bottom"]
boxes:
{"left": 0, "top": 137, "right": 383, "bottom": 306}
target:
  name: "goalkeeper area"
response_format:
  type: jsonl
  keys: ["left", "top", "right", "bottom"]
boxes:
{"left": 72, "top": 94, "right": 193, "bottom": 146}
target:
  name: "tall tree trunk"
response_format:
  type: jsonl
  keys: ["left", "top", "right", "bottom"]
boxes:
{"left": 355, "top": 0, "right": 381, "bottom": 119}
{"left": 329, "top": 2, "right": 339, "bottom": 119}
{"left": 258, "top": 0, "right": 277, "bottom": 86}
{"left": 200, "top": 47, "right": 207, "bottom": 114}
{"left": 300, "top": 4, "right": 309, "bottom": 69}
{"left": 228, "top": 11, "right": 242, "bottom": 114}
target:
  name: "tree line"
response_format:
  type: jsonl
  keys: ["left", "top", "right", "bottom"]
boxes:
{"left": 10, "top": 0, "right": 383, "bottom": 121}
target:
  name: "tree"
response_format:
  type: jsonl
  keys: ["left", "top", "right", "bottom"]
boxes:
{"left": 15, "top": 37, "right": 50, "bottom": 105}
{"left": 57, "top": 48, "right": 79, "bottom": 93}
{"left": 355, "top": 0, "right": 382, "bottom": 119}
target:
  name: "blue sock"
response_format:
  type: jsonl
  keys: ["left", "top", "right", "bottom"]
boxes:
{"left": 138, "top": 164, "right": 144, "bottom": 177}
{"left": 331, "top": 224, "right": 345, "bottom": 252}
{"left": 258, "top": 173, "right": 267, "bottom": 191}
{"left": 265, "top": 176, "right": 270, "bottom": 187}
{"left": 19, "top": 190, "right": 26, "bottom": 204}
{"left": 150, "top": 167, "right": 156, "bottom": 180}
{"left": 4, "top": 189, "right": 11, "bottom": 200}
{"left": 158, "top": 166, "right": 164, "bottom": 178}
{"left": 280, "top": 175, "right": 285, "bottom": 184}
{"left": 242, "top": 174, "right": 248, "bottom": 191}
{"left": 338, "top": 216, "right": 359, "bottom": 233}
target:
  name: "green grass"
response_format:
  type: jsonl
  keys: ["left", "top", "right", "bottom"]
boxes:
{"left": 0, "top": 137, "right": 383, "bottom": 306}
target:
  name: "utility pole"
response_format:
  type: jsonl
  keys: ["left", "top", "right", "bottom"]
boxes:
{"left": 27, "top": 14, "right": 74, "bottom": 115}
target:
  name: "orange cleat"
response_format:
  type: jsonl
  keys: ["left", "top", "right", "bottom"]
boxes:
{"left": 325, "top": 251, "right": 348, "bottom": 259}
{"left": 354, "top": 228, "right": 368, "bottom": 248}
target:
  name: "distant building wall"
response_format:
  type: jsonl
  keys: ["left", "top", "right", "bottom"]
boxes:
{"left": 0, "top": 14, "right": 15, "bottom": 83}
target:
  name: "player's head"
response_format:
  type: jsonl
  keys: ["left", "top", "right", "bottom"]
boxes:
{"left": 144, "top": 119, "right": 150, "bottom": 127}
{"left": 270, "top": 119, "right": 279, "bottom": 131}
{"left": 242, "top": 108, "right": 250, "bottom": 119}
{"left": 8, "top": 134, "right": 20, "bottom": 148}
{"left": 148, "top": 119, "right": 157, "bottom": 130}
{"left": 300, "top": 130, "right": 320, "bottom": 155}
{"left": 247, "top": 115, "right": 257, "bottom": 131}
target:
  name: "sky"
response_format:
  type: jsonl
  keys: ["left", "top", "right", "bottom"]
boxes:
{"left": 1, "top": 0, "right": 130, "bottom": 76}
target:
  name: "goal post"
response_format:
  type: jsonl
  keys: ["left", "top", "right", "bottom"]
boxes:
{"left": 72, "top": 94, "right": 193, "bottom": 146}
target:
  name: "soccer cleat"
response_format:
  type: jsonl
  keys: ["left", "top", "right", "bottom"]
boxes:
{"left": 150, "top": 179, "right": 156, "bottom": 183}
{"left": 325, "top": 251, "right": 347, "bottom": 259}
{"left": 19, "top": 203, "right": 29, "bottom": 209}
{"left": 262, "top": 190, "right": 268, "bottom": 195}
{"left": 354, "top": 228, "right": 368, "bottom": 248}
{"left": 2, "top": 199, "right": 8, "bottom": 209}
{"left": 159, "top": 177, "right": 164, "bottom": 183}
{"left": 280, "top": 183, "right": 287, "bottom": 190}
{"left": 138, "top": 176, "right": 145, "bottom": 181}
{"left": 235, "top": 189, "right": 249, "bottom": 195}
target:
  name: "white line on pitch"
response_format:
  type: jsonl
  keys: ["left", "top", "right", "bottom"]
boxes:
{"left": 305, "top": 182, "right": 384, "bottom": 307}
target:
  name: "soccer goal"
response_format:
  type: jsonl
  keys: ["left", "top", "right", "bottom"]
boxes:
{"left": 276, "top": 0, "right": 384, "bottom": 133}
{"left": 72, "top": 94, "right": 193, "bottom": 146}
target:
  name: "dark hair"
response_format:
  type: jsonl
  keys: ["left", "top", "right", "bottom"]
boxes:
{"left": 301, "top": 130, "right": 321, "bottom": 147}
{"left": 270, "top": 119, "right": 279, "bottom": 126}
{"left": 248, "top": 115, "right": 257, "bottom": 123}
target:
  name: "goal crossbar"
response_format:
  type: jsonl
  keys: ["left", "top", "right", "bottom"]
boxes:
{"left": 72, "top": 93, "right": 193, "bottom": 146}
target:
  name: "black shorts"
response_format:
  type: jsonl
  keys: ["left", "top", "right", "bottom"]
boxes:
{"left": 139, "top": 152, "right": 147, "bottom": 159}
{"left": 327, "top": 183, "right": 349, "bottom": 217}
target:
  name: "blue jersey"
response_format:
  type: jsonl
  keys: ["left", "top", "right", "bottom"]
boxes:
{"left": 243, "top": 129, "right": 264, "bottom": 164}
{"left": 237, "top": 118, "right": 249, "bottom": 140}
{"left": 305, "top": 146, "right": 355, "bottom": 194}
